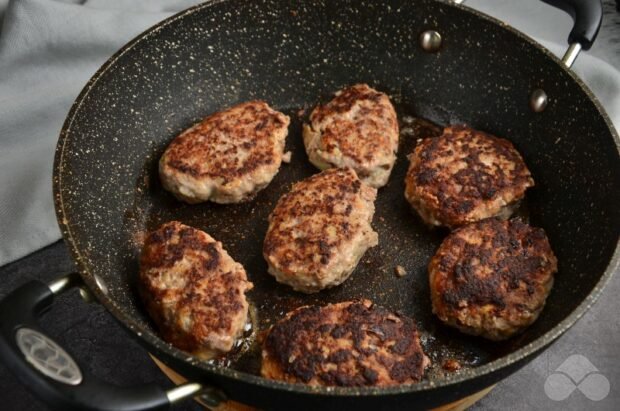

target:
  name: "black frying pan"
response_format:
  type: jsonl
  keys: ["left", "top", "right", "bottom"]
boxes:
{"left": 0, "top": 0, "right": 618, "bottom": 410}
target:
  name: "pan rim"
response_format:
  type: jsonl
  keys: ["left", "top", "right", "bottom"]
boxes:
{"left": 53, "top": 0, "right": 620, "bottom": 397}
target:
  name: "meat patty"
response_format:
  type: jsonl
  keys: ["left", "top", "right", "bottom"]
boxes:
{"left": 160, "top": 101, "right": 290, "bottom": 204}
{"left": 139, "top": 221, "right": 253, "bottom": 359}
{"left": 303, "top": 84, "right": 399, "bottom": 188}
{"left": 405, "top": 125, "right": 534, "bottom": 228}
{"left": 429, "top": 218, "right": 557, "bottom": 340}
{"left": 261, "top": 300, "right": 430, "bottom": 386}
{"left": 263, "top": 167, "right": 378, "bottom": 293}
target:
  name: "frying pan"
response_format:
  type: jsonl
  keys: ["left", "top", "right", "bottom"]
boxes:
{"left": 0, "top": 0, "right": 618, "bottom": 410}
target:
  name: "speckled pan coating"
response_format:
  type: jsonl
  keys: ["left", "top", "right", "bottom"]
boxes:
{"left": 53, "top": 0, "right": 619, "bottom": 409}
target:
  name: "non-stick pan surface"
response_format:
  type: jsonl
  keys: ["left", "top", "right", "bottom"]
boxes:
{"left": 52, "top": 0, "right": 620, "bottom": 408}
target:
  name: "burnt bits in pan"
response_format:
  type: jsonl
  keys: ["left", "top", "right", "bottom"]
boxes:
{"left": 405, "top": 125, "right": 534, "bottom": 228}
{"left": 428, "top": 218, "right": 557, "bottom": 341}
{"left": 139, "top": 221, "right": 253, "bottom": 359}
{"left": 159, "top": 101, "right": 290, "bottom": 204}
{"left": 262, "top": 300, "right": 430, "bottom": 386}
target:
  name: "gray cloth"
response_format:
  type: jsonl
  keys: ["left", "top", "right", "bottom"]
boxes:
{"left": 0, "top": 0, "right": 198, "bottom": 265}
{"left": 0, "top": 0, "right": 619, "bottom": 266}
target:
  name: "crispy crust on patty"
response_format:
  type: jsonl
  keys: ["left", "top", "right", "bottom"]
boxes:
{"left": 303, "top": 84, "right": 399, "bottom": 188}
{"left": 139, "top": 221, "right": 253, "bottom": 359}
{"left": 160, "top": 101, "right": 290, "bottom": 204}
{"left": 261, "top": 300, "right": 429, "bottom": 386}
{"left": 263, "top": 168, "right": 378, "bottom": 293}
{"left": 405, "top": 126, "right": 534, "bottom": 228}
{"left": 429, "top": 218, "right": 557, "bottom": 340}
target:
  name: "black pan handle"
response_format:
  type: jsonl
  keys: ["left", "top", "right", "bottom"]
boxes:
{"left": 0, "top": 273, "right": 205, "bottom": 411}
{"left": 541, "top": 0, "right": 602, "bottom": 51}
{"left": 540, "top": 0, "right": 603, "bottom": 67}
{"left": 455, "top": 0, "right": 603, "bottom": 67}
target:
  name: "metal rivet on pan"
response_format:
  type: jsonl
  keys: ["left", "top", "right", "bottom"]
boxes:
{"left": 94, "top": 274, "right": 109, "bottom": 295}
{"left": 530, "top": 89, "right": 548, "bottom": 112}
{"left": 420, "top": 30, "right": 442, "bottom": 53}
{"left": 79, "top": 274, "right": 109, "bottom": 303}
{"left": 79, "top": 287, "right": 96, "bottom": 303}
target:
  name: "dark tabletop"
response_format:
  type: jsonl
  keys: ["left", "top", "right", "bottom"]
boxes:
{"left": 1, "top": 2, "right": 619, "bottom": 410}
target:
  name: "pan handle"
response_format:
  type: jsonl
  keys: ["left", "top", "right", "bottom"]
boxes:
{"left": 541, "top": 0, "right": 602, "bottom": 50}
{"left": 540, "top": 0, "right": 603, "bottom": 67}
{"left": 454, "top": 0, "right": 603, "bottom": 68}
{"left": 0, "top": 273, "right": 211, "bottom": 411}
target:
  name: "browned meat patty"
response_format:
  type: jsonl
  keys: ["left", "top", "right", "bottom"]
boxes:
{"left": 261, "top": 300, "right": 430, "bottom": 386}
{"left": 139, "top": 221, "right": 253, "bottom": 359}
{"left": 303, "top": 84, "right": 399, "bottom": 188}
{"left": 405, "top": 125, "right": 534, "bottom": 228}
{"left": 429, "top": 218, "right": 557, "bottom": 340}
{"left": 263, "top": 167, "right": 378, "bottom": 293}
{"left": 160, "top": 101, "right": 290, "bottom": 204}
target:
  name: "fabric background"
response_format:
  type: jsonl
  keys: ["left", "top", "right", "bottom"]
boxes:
{"left": 0, "top": 0, "right": 199, "bottom": 265}
{"left": 0, "top": 0, "right": 618, "bottom": 266}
